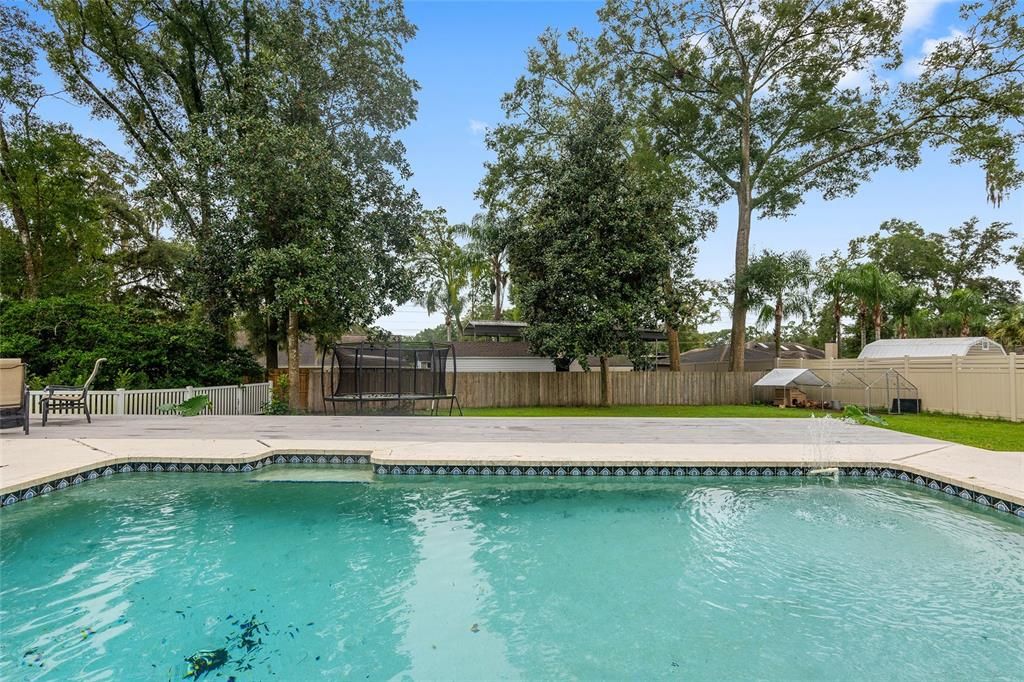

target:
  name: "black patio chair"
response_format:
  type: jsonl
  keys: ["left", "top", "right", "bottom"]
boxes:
{"left": 41, "top": 358, "right": 106, "bottom": 426}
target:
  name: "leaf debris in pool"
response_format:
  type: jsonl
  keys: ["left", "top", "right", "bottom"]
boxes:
{"left": 184, "top": 648, "right": 228, "bottom": 679}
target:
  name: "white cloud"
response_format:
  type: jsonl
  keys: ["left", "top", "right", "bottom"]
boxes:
{"left": 468, "top": 119, "right": 488, "bottom": 135}
{"left": 905, "top": 28, "right": 964, "bottom": 77}
{"left": 902, "top": 0, "right": 955, "bottom": 35}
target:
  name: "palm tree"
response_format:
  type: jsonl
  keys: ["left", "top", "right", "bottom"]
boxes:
{"left": 940, "top": 288, "right": 989, "bottom": 337}
{"left": 745, "top": 250, "right": 813, "bottom": 358}
{"left": 888, "top": 284, "right": 926, "bottom": 339}
{"left": 815, "top": 254, "right": 853, "bottom": 351}
{"left": 414, "top": 209, "right": 471, "bottom": 342}
{"left": 849, "top": 263, "right": 897, "bottom": 345}
{"left": 460, "top": 212, "right": 511, "bottom": 320}
{"left": 990, "top": 303, "right": 1024, "bottom": 351}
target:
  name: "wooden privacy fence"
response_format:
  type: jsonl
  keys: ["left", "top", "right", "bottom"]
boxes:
{"left": 778, "top": 355, "right": 1024, "bottom": 422}
{"left": 275, "top": 369, "right": 765, "bottom": 412}
{"left": 28, "top": 382, "right": 272, "bottom": 417}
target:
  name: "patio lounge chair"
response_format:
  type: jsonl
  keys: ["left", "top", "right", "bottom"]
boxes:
{"left": 0, "top": 359, "right": 30, "bottom": 434}
{"left": 41, "top": 358, "right": 106, "bottom": 426}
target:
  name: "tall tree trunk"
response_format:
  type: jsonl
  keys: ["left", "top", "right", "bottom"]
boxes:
{"left": 873, "top": 305, "right": 883, "bottom": 342}
{"left": 729, "top": 115, "right": 753, "bottom": 373}
{"left": 445, "top": 313, "right": 452, "bottom": 342}
{"left": 287, "top": 309, "right": 301, "bottom": 411}
{"left": 264, "top": 314, "right": 279, "bottom": 372}
{"left": 599, "top": 355, "right": 612, "bottom": 407}
{"left": 666, "top": 326, "right": 681, "bottom": 372}
{"left": 833, "top": 301, "right": 842, "bottom": 350}
{"left": 0, "top": 119, "right": 38, "bottom": 298}
{"left": 493, "top": 255, "right": 503, "bottom": 320}
{"left": 774, "top": 295, "right": 783, "bottom": 359}
{"left": 859, "top": 307, "right": 867, "bottom": 349}
{"left": 729, "top": 202, "right": 752, "bottom": 372}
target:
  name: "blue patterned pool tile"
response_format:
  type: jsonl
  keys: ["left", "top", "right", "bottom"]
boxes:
{"left": 555, "top": 467, "right": 566, "bottom": 477}
{"left": 3, "top": 495, "right": 18, "bottom": 506}
{"left": 541, "top": 467, "right": 552, "bottom": 476}
{"left": 453, "top": 467, "right": 464, "bottom": 476}
{"left": 41, "top": 483, "right": 53, "bottom": 495}
{"left": 585, "top": 467, "right": 597, "bottom": 477}
{"left": 510, "top": 467, "right": 521, "bottom": 476}
{"left": 56, "top": 479, "right": 69, "bottom": 490}
{"left": 688, "top": 467, "right": 701, "bottom": 476}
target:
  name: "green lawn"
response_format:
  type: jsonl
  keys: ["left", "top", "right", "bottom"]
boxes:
{"left": 460, "top": 405, "right": 1023, "bottom": 451}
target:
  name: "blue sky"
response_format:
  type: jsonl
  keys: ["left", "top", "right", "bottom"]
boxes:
{"left": 22, "top": 0, "right": 1024, "bottom": 335}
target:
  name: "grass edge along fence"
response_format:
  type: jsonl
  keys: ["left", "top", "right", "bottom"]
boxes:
{"left": 272, "top": 369, "right": 767, "bottom": 412}
{"left": 26, "top": 382, "right": 272, "bottom": 417}
{"left": 778, "top": 354, "right": 1023, "bottom": 422}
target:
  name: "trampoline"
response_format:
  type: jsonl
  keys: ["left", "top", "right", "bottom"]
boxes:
{"left": 320, "top": 341, "right": 462, "bottom": 415}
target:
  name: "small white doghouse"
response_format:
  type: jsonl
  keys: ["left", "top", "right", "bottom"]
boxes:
{"left": 754, "top": 368, "right": 829, "bottom": 408}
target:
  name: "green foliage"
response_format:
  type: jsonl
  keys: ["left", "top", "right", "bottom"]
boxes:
{"left": 262, "top": 376, "right": 292, "bottom": 415}
{"left": 989, "top": 304, "right": 1024, "bottom": 352}
{"left": 158, "top": 395, "right": 211, "bottom": 417}
{"left": 462, "top": 212, "right": 513, "bottom": 320}
{"left": 744, "top": 250, "right": 813, "bottom": 357}
{"left": 412, "top": 209, "right": 472, "bottom": 341}
{"left": 503, "top": 97, "right": 673, "bottom": 368}
{"left": 409, "top": 323, "right": 451, "bottom": 344}
{"left": 842, "top": 404, "right": 887, "bottom": 426}
{"left": 0, "top": 297, "right": 262, "bottom": 389}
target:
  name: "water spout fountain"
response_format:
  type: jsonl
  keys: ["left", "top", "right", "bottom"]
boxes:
{"left": 805, "top": 412, "right": 840, "bottom": 478}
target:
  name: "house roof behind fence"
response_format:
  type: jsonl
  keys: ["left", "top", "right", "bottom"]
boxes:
{"left": 857, "top": 337, "right": 1005, "bottom": 359}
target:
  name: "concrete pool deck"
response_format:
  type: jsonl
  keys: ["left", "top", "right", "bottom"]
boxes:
{"left": 1, "top": 415, "right": 1022, "bottom": 508}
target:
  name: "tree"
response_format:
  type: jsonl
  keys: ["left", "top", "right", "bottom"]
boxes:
{"left": 937, "top": 217, "right": 1017, "bottom": 294}
{"left": 598, "top": 0, "right": 1024, "bottom": 370}
{"left": 413, "top": 209, "right": 471, "bottom": 342}
{"left": 849, "top": 263, "right": 896, "bottom": 345}
{"left": 462, "top": 212, "right": 512, "bottom": 320}
{"left": 218, "top": 1, "right": 420, "bottom": 408}
{"left": 481, "top": 29, "right": 710, "bottom": 376}
{"left": 744, "top": 250, "right": 812, "bottom": 359}
{"left": 39, "top": 0, "right": 421, "bottom": 377}
{"left": 814, "top": 252, "right": 854, "bottom": 352}
{"left": 501, "top": 96, "right": 673, "bottom": 405}
{"left": 888, "top": 284, "right": 927, "bottom": 339}
{"left": 940, "top": 288, "right": 989, "bottom": 337}
{"left": 990, "top": 304, "right": 1024, "bottom": 352}
{"left": 854, "top": 219, "right": 944, "bottom": 293}
{"left": 1, "top": 6, "right": 179, "bottom": 305}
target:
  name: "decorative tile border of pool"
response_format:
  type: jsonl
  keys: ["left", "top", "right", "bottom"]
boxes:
{"left": 2, "top": 454, "right": 1021, "bottom": 519}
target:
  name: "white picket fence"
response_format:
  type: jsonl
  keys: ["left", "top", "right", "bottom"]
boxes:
{"left": 27, "top": 382, "right": 272, "bottom": 417}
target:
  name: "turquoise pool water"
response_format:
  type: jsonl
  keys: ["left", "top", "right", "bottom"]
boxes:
{"left": 1, "top": 474, "right": 1021, "bottom": 680}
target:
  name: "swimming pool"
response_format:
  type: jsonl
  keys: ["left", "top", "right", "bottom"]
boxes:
{"left": 1, "top": 474, "right": 1021, "bottom": 679}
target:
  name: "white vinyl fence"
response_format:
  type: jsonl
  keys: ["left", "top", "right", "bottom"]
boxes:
{"left": 28, "top": 382, "right": 272, "bottom": 417}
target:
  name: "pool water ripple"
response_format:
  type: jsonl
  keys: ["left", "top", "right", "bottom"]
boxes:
{"left": 1, "top": 474, "right": 1021, "bottom": 680}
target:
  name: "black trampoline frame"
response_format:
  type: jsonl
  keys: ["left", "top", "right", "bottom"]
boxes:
{"left": 320, "top": 340, "right": 462, "bottom": 416}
